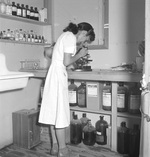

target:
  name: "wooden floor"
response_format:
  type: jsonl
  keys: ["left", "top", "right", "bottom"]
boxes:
{"left": 0, "top": 142, "right": 128, "bottom": 157}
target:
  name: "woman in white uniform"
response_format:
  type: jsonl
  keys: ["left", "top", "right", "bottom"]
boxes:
{"left": 39, "top": 22, "right": 95, "bottom": 157}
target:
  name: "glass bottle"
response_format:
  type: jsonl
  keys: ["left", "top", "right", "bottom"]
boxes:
{"left": 128, "top": 83, "right": 141, "bottom": 114}
{"left": 0, "top": 0, "right": 6, "bottom": 14}
{"left": 128, "top": 124, "right": 140, "bottom": 157}
{"left": 77, "top": 82, "right": 86, "bottom": 107}
{"left": 95, "top": 116, "right": 108, "bottom": 145}
{"left": 70, "top": 114, "right": 82, "bottom": 144}
{"left": 11, "top": 1, "right": 17, "bottom": 16}
{"left": 80, "top": 113, "right": 89, "bottom": 130}
{"left": 102, "top": 82, "right": 111, "bottom": 111}
{"left": 117, "top": 121, "right": 129, "bottom": 154}
{"left": 83, "top": 119, "right": 96, "bottom": 146}
{"left": 21, "top": 4, "right": 26, "bottom": 18}
{"left": 6, "top": 0, "right": 12, "bottom": 15}
{"left": 68, "top": 79, "right": 78, "bottom": 106}
{"left": 6, "top": 28, "right": 11, "bottom": 38}
{"left": 34, "top": 7, "right": 39, "bottom": 21}
{"left": 26, "top": 5, "right": 30, "bottom": 19}
{"left": 16, "top": 3, "right": 21, "bottom": 17}
{"left": 30, "top": 6, "right": 34, "bottom": 20}
{"left": 117, "top": 82, "right": 127, "bottom": 112}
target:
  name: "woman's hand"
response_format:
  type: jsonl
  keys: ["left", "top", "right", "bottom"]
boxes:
{"left": 78, "top": 47, "right": 88, "bottom": 58}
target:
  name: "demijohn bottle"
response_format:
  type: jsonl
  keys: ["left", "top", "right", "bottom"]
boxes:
{"left": 80, "top": 113, "right": 89, "bottom": 130}
{"left": 83, "top": 119, "right": 96, "bottom": 146}
{"left": 128, "top": 124, "right": 140, "bottom": 157}
{"left": 68, "top": 79, "right": 78, "bottom": 106}
{"left": 95, "top": 116, "right": 108, "bottom": 145}
{"left": 117, "top": 121, "right": 129, "bottom": 154}
{"left": 70, "top": 114, "right": 82, "bottom": 144}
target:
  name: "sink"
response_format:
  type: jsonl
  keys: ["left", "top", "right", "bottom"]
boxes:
{"left": 0, "top": 53, "right": 34, "bottom": 92}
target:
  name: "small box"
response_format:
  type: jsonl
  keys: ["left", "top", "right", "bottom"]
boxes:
{"left": 86, "top": 82, "right": 101, "bottom": 110}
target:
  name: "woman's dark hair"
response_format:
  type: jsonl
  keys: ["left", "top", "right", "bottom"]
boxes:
{"left": 63, "top": 22, "right": 95, "bottom": 42}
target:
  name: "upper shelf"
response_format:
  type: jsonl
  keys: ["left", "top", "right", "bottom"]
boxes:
{"left": 0, "top": 13, "right": 51, "bottom": 26}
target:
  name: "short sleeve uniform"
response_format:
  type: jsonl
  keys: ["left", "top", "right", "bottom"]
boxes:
{"left": 38, "top": 32, "right": 76, "bottom": 128}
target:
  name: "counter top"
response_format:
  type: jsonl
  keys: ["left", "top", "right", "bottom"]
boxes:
{"left": 20, "top": 69, "right": 142, "bottom": 82}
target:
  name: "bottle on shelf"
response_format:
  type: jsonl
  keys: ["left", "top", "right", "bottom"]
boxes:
{"left": 6, "top": 28, "right": 11, "bottom": 38}
{"left": 117, "top": 121, "right": 129, "bottom": 154}
{"left": 0, "top": 0, "right": 6, "bottom": 14}
{"left": 34, "top": 7, "right": 39, "bottom": 21}
{"left": 70, "top": 114, "right": 82, "bottom": 145}
{"left": 77, "top": 82, "right": 86, "bottom": 108}
{"left": 30, "top": 6, "right": 35, "bottom": 20}
{"left": 128, "top": 124, "right": 140, "bottom": 157}
{"left": 95, "top": 116, "right": 108, "bottom": 145}
{"left": 6, "top": 0, "right": 12, "bottom": 15}
{"left": 82, "top": 119, "right": 96, "bottom": 146}
{"left": 128, "top": 83, "right": 141, "bottom": 114}
{"left": 11, "top": 1, "right": 17, "bottom": 16}
{"left": 26, "top": 5, "right": 30, "bottom": 19}
{"left": 21, "top": 4, "right": 26, "bottom": 18}
{"left": 68, "top": 79, "right": 78, "bottom": 107}
{"left": 16, "top": 3, "right": 21, "bottom": 17}
{"left": 80, "top": 113, "right": 89, "bottom": 130}
{"left": 117, "top": 82, "right": 128, "bottom": 112}
{"left": 102, "top": 82, "right": 112, "bottom": 111}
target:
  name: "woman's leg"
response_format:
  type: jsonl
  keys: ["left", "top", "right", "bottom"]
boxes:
{"left": 56, "top": 128, "right": 66, "bottom": 149}
{"left": 50, "top": 125, "right": 58, "bottom": 155}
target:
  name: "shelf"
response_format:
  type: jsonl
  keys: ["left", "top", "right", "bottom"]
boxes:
{"left": 0, "top": 13, "right": 51, "bottom": 26}
{"left": 117, "top": 112, "right": 141, "bottom": 119}
{"left": 0, "top": 39, "right": 51, "bottom": 46}
{"left": 70, "top": 106, "right": 112, "bottom": 116}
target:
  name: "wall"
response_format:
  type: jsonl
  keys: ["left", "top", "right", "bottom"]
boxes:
{"left": 0, "top": 0, "right": 46, "bottom": 149}
{"left": 53, "top": 0, "right": 145, "bottom": 69}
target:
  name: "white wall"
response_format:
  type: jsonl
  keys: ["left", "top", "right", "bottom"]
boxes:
{"left": 53, "top": 0, "right": 145, "bottom": 69}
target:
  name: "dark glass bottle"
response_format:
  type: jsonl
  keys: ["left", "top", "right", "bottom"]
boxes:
{"left": 117, "top": 122, "right": 129, "bottom": 154}
{"left": 83, "top": 119, "right": 96, "bottom": 146}
{"left": 34, "top": 7, "right": 39, "bottom": 21}
{"left": 70, "top": 114, "right": 82, "bottom": 144}
{"left": 117, "top": 82, "right": 127, "bottom": 112}
{"left": 80, "top": 113, "right": 89, "bottom": 130}
{"left": 95, "top": 116, "right": 108, "bottom": 145}
{"left": 21, "top": 4, "right": 26, "bottom": 18}
{"left": 77, "top": 82, "right": 86, "bottom": 107}
{"left": 16, "top": 3, "right": 21, "bottom": 17}
{"left": 26, "top": 5, "right": 30, "bottom": 19}
{"left": 68, "top": 79, "right": 78, "bottom": 106}
{"left": 30, "top": 6, "right": 34, "bottom": 20}
{"left": 128, "top": 124, "right": 140, "bottom": 157}
{"left": 12, "top": 2, "right": 17, "bottom": 16}
{"left": 102, "top": 82, "right": 111, "bottom": 111}
{"left": 128, "top": 83, "right": 141, "bottom": 114}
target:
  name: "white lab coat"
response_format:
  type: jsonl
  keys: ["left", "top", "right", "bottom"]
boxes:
{"left": 39, "top": 32, "right": 76, "bottom": 128}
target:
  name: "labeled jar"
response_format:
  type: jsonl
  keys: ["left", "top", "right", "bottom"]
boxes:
{"left": 0, "top": 0, "right": 6, "bottom": 14}
{"left": 117, "top": 82, "right": 127, "bottom": 112}
{"left": 83, "top": 119, "right": 96, "bottom": 146}
{"left": 95, "top": 116, "right": 108, "bottom": 145}
{"left": 102, "top": 82, "right": 111, "bottom": 111}
{"left": 77, "top": 82, "right": 86, "bottom": 107}
{"left": 26, "top": 5, "right": 30, "bottom": 18}
{"left": 128, "top": 83, "right": 141, "bottom": 114}
{"left": 16, "top": 3, "right": 21, "bottom": 17}
{"left": 12, "top": 1, "right": 17, "bottom": 16}
{"left": 68, "top": 79, "right": 78, "bottom": 106}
